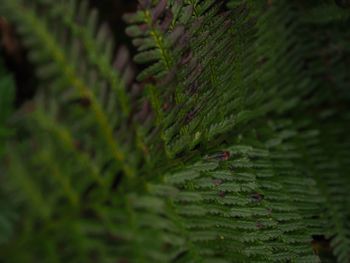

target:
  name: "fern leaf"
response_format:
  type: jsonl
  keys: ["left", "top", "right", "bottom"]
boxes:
{"left": 0, "top": 0, "right": 136, "bottom": 178}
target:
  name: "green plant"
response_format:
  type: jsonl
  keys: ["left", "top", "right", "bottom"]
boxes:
{"left": 0, "top": 0, "right": 349, "bottom": 262}
{"left": 0, "top": 54, "right": 16, "bottom": 246}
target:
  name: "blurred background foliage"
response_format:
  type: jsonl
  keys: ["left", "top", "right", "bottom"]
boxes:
{"left": 0, "top": 0, "right": 138, "bottom": 107}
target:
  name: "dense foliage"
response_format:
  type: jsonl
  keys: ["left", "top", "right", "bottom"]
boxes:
{"left": 0, "top": 0, "right": 349, "bottom": 262}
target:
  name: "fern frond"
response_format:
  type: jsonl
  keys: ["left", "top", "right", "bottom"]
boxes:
{"left": 126, "top": 0, "right": 350, "bottom": 261}
{"left": 0, "top": 0, "right": 136, "bottom": 178}
{"left": 0, "top": 0, "right": 349, "bottom": 262}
